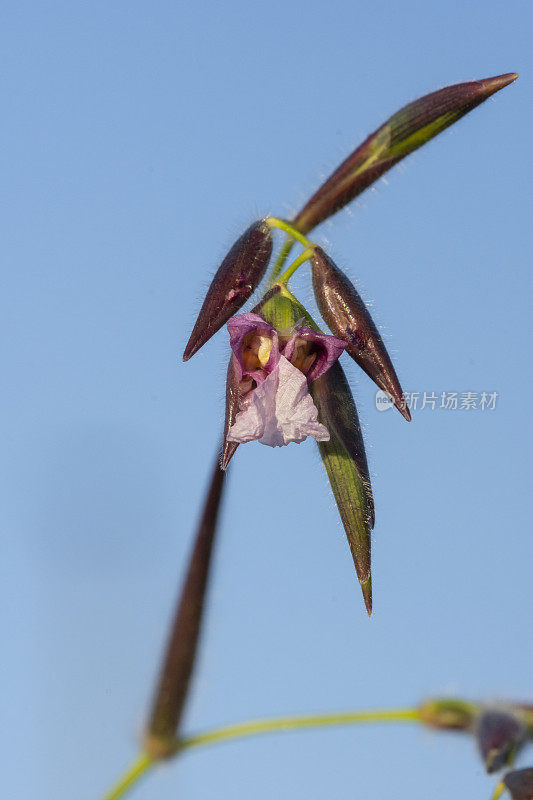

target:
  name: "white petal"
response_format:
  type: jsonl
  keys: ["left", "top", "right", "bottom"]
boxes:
{"left": 227, "top": 356, "right": 330, "bottom": 447}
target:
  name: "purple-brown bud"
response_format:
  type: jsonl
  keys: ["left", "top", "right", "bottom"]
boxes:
{"left": 504, "top": 769, "right": 533, "bottom": 800}
{"left": 311, "top": 246, "right": 410, "bottom": 421}
{"left": 294, "top": 73, "right": 518, "bottom": 234}
{"left": 183, "top": 219, "right": 273, "bottom": 361}
{"left": 476, "top": 709, "right": 525, "bottom": 774}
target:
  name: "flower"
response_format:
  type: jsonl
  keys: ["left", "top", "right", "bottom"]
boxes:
{"left": 225, "top": 313, "right": 346, "bottom": 448}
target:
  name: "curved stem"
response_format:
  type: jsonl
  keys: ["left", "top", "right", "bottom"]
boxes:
{"left": 266, "top": 217, "right": 316, "bottom": 283}
{"left": 265, "top": 217, "right": 314, "bottom": 250}
{"left": 97, "top": 708, "right": 421, "bottom": 799}
{"left": 98, "top": 753, "right": 153, "bottom": 800}
{"left": 276, "top": 247, "right": 314, "bottom": 286}
{"left": 179, "top": 707, "right": 421, "bottom": 753}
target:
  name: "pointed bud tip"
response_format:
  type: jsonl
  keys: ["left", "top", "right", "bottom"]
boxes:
{"left": 360, "top": 577, "right": 372, "bottom": 617}
{"left": 388, "top": 394, "right": 411, "bottom": 421}
{"left": 494, "top": 71, "right": 519, "bottom": 85}
{"left": 481, "top": 72, "right": 519, "bottom": 95}
{"left": 182, "top": 341, "right": 197, "bottom": 361}
{"left": 220, "top": 441, "right": 238, "bottom": 471}
{"left": 401, "top": 404, "right": 412, "bottom": 422}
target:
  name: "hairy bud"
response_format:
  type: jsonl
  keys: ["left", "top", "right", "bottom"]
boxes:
{"left": 183, "top": 219, "right": 273, "bottom": 361}
{"left": 294, "top": 73, "right": 518, "bottom": 234}
{"left": 311, "top": 246, "right": 409, "bottom": 421}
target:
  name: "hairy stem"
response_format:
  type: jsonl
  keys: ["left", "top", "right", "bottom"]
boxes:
{"left": 270, "top": 235, "right": 294, "bottom": 281}
{"left": 265, "top": 217, "right": 314, "bottom": 249}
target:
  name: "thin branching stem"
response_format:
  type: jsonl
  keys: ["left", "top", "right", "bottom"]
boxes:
{"left": 97, "top": 707, "right": 421, "bottom": 800}
{"left": 179, "top": 707, "right": 421, "bottom": 752}
{"left": 490, "top": 781, "right": 506, "bottom": 800}
{"left": 270, "top": 235, "right": 295, "bottom": 281}
{"left": 276, "top": 247, "right": 314, "bottom": 286}
{"left": 265, "top": 217, "right": 314, "bottom": 250}
{"left": 266, "top": 217, "right": 315, "bottom": 282}
{"left": 98, "top": 753, "right": 153, "bottom": 800}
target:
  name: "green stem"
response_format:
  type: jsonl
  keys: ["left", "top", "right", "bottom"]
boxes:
{"left": 277, "top": 247, "right": 314, "bottom": 286}
{"left": 270, "top": 235, "right": 294, "bottom": 281}
{"left": 97, "top": 708, "right": 421, "bottom": 800}
{"left": 490, "top": 781, "right": 506, "bottom": 800}
{"left": 490, "top": 747, "right": 516, "bottom": 800}
{"left": 98, "top": 753, "right": 153, "bottom": 800}
{"left": 265, "top": 217, "right": 314, "bottom": 250}
{"left": 266, "top": 217, "right": 315, "bottom": 282}
{"left": 179, "top": 707, "right": 421, "bottom": 752}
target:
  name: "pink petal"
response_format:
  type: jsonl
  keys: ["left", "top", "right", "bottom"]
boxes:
{"left": 227, "top": 356, "right": 330, "bottom": 447}
{"left": 226, "top": 312, "right": 280, "bottom": 384}
{"left": 281, "top": 326, "right": 346, "bottom": 383}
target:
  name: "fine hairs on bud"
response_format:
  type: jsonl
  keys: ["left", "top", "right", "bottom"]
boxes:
{"left": 183, "top": 219, "right": 273, "bottom": 361}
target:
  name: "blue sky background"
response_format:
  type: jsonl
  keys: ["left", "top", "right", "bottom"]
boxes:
{"left": 2, "top": 2, "right": 532, "bottom": 798}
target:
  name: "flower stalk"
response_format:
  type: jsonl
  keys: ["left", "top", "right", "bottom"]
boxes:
{"left": 99, "top": 754, "right": 153, "bottom": 800}
{"left": 100, "top": 692, "right": 533, "bottom": 800}
{"left": 99, "top": 706, "right": 421, "bottom": 800}
{"left": 177, "top": 707, "right": 421, "bottom": 752}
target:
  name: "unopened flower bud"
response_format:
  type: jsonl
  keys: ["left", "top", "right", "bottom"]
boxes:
{"left": 504, "top": 769, "right": 533, "bottom": 800}
{"left": 294, "top": 74, "right": 518, "bottom": 234}
{"left": 476, "top": 709, "right": 525, "bottom": 774}
{"left": 311, "top": 246, "right": 410, "bottom": 421}
{"left": 183, "top": 219, "right": 273, "bottom": 361}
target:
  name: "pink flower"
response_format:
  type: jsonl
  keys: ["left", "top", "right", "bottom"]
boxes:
{"left": 225, "top": 313, "right": 346, "bottom": 448}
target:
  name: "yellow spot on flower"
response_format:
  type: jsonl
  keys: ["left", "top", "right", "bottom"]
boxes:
{"left": 290, "top": 340, "right": 317, "bottom": 375}
{"left": 242, "top": 334, "right": 273, "bottom": 370}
